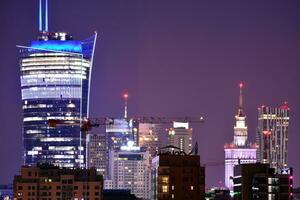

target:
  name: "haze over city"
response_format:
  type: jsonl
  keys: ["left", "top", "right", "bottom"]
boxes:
{"left": 1, "top": 0, "right": 300, "bottom": 190}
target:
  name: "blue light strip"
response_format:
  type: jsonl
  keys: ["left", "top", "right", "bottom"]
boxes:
{"left": 45, "top": 0, "right": 48, "bottom": 32}
{"left": 39, "top": 0, "right": 42, "bottom": 31}
{"left": 30, "top": 41, "right": 82, "bottom": 53}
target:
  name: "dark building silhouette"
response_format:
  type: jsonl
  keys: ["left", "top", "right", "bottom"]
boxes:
{"left": 151, "top": 145, "right": 205, "bottom": 200}
{"left": 103, "top": 189, "right": 140, "bottom": 200}
{"left": 233, "top": 163, "right": 292, "bottom": 200}
{"left": 206, "top": 188, "right": 231, "bottom": 200}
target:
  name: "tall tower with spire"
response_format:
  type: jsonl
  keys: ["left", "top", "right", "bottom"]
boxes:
{"left": 18, "top": 0, "right": 97, "bottom": 168}
{"left": 233, "top": 83, "right": 248, "bottom": 146}
{"left": 224, "top": 83, "right": 257, "bottom": 191}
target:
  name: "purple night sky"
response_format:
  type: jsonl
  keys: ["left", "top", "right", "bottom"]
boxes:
{"left": 1, "top": 0, "right": 300, "bottom": 188}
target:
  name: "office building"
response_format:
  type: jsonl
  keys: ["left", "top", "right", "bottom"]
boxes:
{"left": 18, "top": 0, "right": 97, "bottom": 168}
{"left": 13, "top": 164, "right": 103, "bottom": 200}
{"left": 224, "top": 83, "right": 257, "bottom": 191}
{"left": 87, "top": 132, "right": 107, "bottom": 178}
{"left": 152, "top": 146, "right": 205, "bottom": 200}
{"left": 107, "top": 142, "right": 151, "bottom": 200}
{"left": 168, "top": 122, "right": 192, "bottom": 154}
{"left": 256, "top": 103, "right": 290, "bottom": 172}
{"left": 139, "top": 123, "right": 165, "bottom": 157}
{"left": 233, "top": 163, "right": 293, "bottom": 200}
{"left": 106, "top": 119, "right": 136, "bottom": 150}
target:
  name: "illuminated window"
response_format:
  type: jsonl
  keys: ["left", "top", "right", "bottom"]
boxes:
{"left": 172, "top": 185, "right": 174, "bottom": 190}
{"left": 172, "top": 194, "right": 174, "bottom": 199}
{"left": 191, "top": 185, "right": 194, "bottom": 190}
{"left": 162, "top": 176, "right": 169, "bottom": 184}
{"left": 162, "top": 185, "right": 168, "bottom": 193}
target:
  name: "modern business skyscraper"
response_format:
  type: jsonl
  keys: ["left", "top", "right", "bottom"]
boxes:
{"left": 168, "top": 122, "right": 193, "bottom": 154}
{"left": 18, "top": 0, "right": 97, "bottom": 168}
{"left": 224, "top": 83, "right": 257, "bottom": 191}
{"left": 256, "top": 103, "right": 290, "bottom": 172}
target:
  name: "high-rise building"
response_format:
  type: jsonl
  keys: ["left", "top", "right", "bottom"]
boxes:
{"left": 18, "top": 0, "right": 97, "bottom": 168}
{"left": 13, "top": 164, "right": 103, "bottom": 200}
{"left": 106, "top": 119, "right": 135, "bottom": 150}
{"left": 107, "top": 142, "right": 151, "bottom": 200}
{"left": 224, "top": 83, "right": 257, "bottom": 191}
{"left": 87, "top": 132, "right": 107, "bottom": 178}
{"left": 151, "top": 146, "right": 205, "bottom": 200}
{"left": 168, "top": 122, "right": 192, "bottom": 154}
{"left": 139, "top": 123, "right": 165, "bottom": 157}
{"left": 233, "top": 163, "right": 293, "bottom": 200}
{"left": 256, "top": 103, "right": 290, "bottom": 172}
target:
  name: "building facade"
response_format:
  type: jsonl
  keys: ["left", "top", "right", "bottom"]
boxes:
{"left": 224, "top": 83, "right": 257, "bottom": 191}
{"left": 107, "top": 144, "right": 151, "bottom": 199}
{"left": 233, "top": 163, "right": 293, "bottom": 200}
{"left": 13, "top": 164, "right": 103, "bottom": 200}
{"left": 19, "top": 32, "right": 97, "bottom": 168}
{"left": 87, "top": 132, "right": 107, "bottom": 178}
{"left": 139, "top": 123, "right": 165, "bottom": 157}
{"left": 151, "top": 146, "right": 205, "bottom": 200}
{"left": 168, "top": 122, "right": 192, "bottom": 154}
{"left": 106, "top": 119, "right": 136, "bottom": 150}
{"left": 256, "top": 103, "right": 290, "bottom": 172}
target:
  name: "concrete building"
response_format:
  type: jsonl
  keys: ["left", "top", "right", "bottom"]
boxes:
{"left": 168, "top": 122, "right": 192, "bottom": 154}
{"left": 233, "top": 163, "right": 293, "bottom": 200}
{"left": 87, "top": 132, "right": 107, "bottom": 178}
{"left": 256, "top": 103, "right": 290, "bottom": 172}
{"left": 107, "top": 142, "right": 151, "bottom": 200}
{"left": 224, "top": 83, "right": 257, "bottom": 190}
{"left": 13, "top": 164, "right": 103, "bottom": 200}
{"left": 151, "top": 146, "right": 205, "bottom": 200}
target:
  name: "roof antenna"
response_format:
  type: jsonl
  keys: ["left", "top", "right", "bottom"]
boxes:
{"left": 123, "top": 93, "right": 129, "bottom": 119}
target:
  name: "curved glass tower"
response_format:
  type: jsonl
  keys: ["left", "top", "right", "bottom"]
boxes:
{"left": 18, "top": 32, "right": 97, "bottom": 168}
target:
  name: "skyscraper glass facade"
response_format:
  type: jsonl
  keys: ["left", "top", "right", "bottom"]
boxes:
{"left": 19, "top": 32, "right": 97, "bottom": 168}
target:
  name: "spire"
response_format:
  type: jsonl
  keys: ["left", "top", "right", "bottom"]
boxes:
{"left": 38, "top": 0, "right": 49, "bottom": 32}
{"left": 123, "top": 93, "right": 129, "bottom": 119}
{"left": 238, "top": 82, "right": 244, "bottom": 116}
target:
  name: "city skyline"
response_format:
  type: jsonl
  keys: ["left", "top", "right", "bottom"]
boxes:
{"left": 0, "top": 0, "right": 300, "bottom": 189}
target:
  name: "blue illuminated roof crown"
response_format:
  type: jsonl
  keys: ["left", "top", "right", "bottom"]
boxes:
{"left": 30, "top": 40, "right": 82, "bottom": 53}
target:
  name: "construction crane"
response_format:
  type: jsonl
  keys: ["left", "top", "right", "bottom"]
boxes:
{"left": 48, "top": 116, "right": 204, "bottom": 132}
{"left": 48, "top": 92, "right": 204, "bottom": 131}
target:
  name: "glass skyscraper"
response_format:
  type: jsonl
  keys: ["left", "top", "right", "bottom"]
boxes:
{"left": 18, "top": 31, "right": 97, "bottom": 168}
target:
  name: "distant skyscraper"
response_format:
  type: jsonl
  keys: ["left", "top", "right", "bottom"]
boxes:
{"left": 224, "top": 83, "right": 257, "bottom": 191}
{"left": 87, "top": 132, "right": 107, "bottom": 178}
{"left": 107, "top": 142, "right": 151, "bottom": 200}
{"left": 18, "top": 0, "right": 97, "bottom": 168}
{"left": 256, "top": 103, "right": 290, "bottom": 172}
{"left": 106, "top": 119, "right": 135, "bottom": 150}
{"left": 168, "top": 122, "right": 192, "bottom": 154}
{"left": 139, "top": 123, "right": 165, "bottom": 157}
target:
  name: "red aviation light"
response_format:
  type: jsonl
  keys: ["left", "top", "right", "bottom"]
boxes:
{"left": 239, "top": 82, "right": 244, "bottom": 88}
{"left": 263, "top": 131, "right": 272, "bottom": 136}
{"left": 123, "top": 93, "right": 129, "bottom": 99}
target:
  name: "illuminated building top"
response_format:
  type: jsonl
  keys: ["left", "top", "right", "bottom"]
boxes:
{"left": 233, "top": 83, "right": 248, "bottom": 147}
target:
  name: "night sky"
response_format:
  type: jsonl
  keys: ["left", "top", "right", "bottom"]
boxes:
{"left": 1, "top": 0, "right": 300, "bottom": 188}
